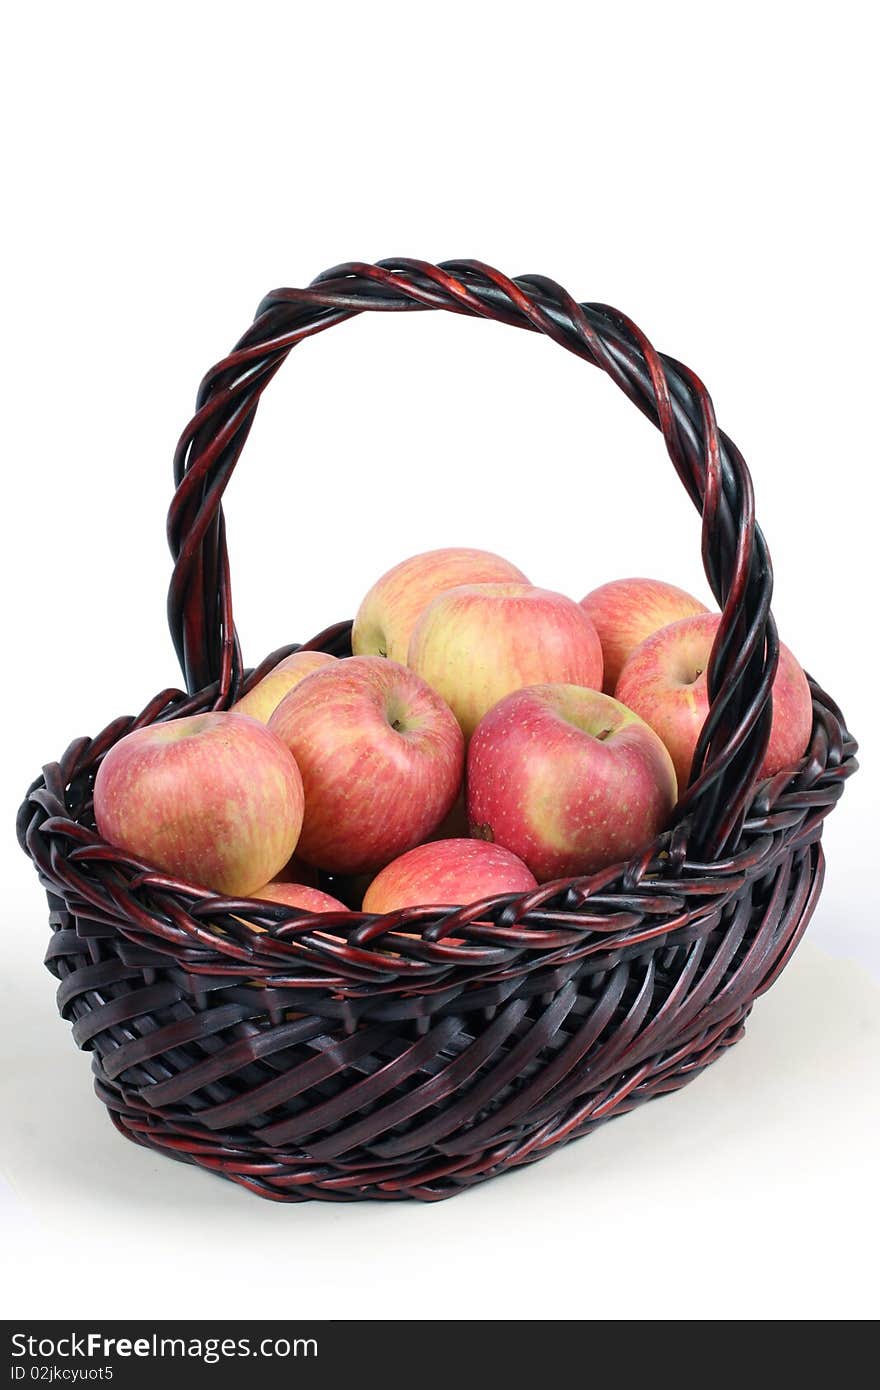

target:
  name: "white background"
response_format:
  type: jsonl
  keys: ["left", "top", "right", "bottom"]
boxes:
{"left": 2, "top": 0, "right": 877, "bottom": 1322}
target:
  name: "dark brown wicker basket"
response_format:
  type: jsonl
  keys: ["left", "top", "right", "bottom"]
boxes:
{"left": 17, "top": 260, "right": 858, "bottom": 1202}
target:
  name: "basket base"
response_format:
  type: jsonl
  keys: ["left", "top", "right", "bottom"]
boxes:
{"left": 100, "top": 1006, "right": 748, "bottom": 1203}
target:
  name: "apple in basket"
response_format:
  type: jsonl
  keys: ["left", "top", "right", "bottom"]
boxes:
{"left": 232, "top": 649, "right": 338, "bottom": 723}
{"left": 615, "top": 612, "right": 813, "bottom": 791}
{"left": 248, "top": 880, "right": 349, "bottom": 914}
{"left": 408, "top": 583, "right": 604, "bottom": 737}
{"left": 93, "top": 712, "right": 304, "bottom": 896}
{"left": 362, "top": 838, "right": 537, "bottom": 914}
{"left": 268, "top": 656, "right": 464, "bottom": 875}
{"left": 352, "top": 546, "right": 529, "bottom": 664}
{"left": 580, "top": 577, "right": 709, "bottom": 693}
{"left": 467, "top": 684, "right": 678, "bottom": 881}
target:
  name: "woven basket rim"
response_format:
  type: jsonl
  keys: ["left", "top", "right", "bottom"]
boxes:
{"left": 18, "top": 622, "right": 857, "bottom": 995}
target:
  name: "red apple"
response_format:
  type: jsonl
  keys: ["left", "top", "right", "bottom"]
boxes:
{"left": 93, "top": 712, "right": 304, "bottom": 895}
{"left": 250, "top": 881, "right": 349, "bottom": 913}
{"left": 232, "top": 649, "right": 337, "bottom": 723}
{"left": 615, "top": 612, "right": 813, "bottom": 791}
{"left": 236, "top": 884, "right": 347, "bottom": 986}
{"left": 467, "top": 684, "right": 678, "bottom": 881}
{"left": 268, "top": 656, "right": 464, "bottom": 874}
{"left": 408, "top": 583, "right": 603, "bottom": 737}
{"left": 362, "top": 838, "right": 537, "bottom": 913}
{"left": 352, "top": 547, "right": 528, "bottom": 664}
{"left": 580, "top": 577, "right": 709, "bottom": 693}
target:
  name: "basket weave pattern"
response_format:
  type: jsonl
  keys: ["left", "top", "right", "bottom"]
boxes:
{"left": 18, "top": 261, "right": 857, "bottom": 1201}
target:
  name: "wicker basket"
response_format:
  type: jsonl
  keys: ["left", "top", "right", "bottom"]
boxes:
{"left": 17, "top": 260, "right": 858, "bottom": 1202}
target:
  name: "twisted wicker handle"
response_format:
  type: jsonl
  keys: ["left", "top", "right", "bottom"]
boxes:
{"left": 167, "top": 259, "right": 778, "bottom": 859}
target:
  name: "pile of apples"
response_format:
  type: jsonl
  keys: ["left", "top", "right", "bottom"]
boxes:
{"left": 94, "top": 548, "right": 813, "bottom": 917}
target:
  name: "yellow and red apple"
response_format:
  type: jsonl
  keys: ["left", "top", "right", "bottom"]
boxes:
{"left": 232, "top": 649, "right": 337, "bottom": 723}
{"left": 93, "top": 712, "right": 304, "bottom": 895}
{"left": 352, "top": 546, "right": 528, "bottom": 664}
{"left": 268, "top": 656, "right": 464, "bottom": 874}
{"left": 362, "top": 837, "right": 537, "bottom": 913}
{"left": 615, "top": 612, "right": 813, "bottom": 791}
{"left": 250, "top": 880, "right": 349, "bottom": 913}
{"left": 466, "top": 684, "right": 677, "bottom": 881}
{"left": 580, "top": 577, "right": 709, "bottom": 693}
{"left": 408, "top": 583, "right": 603, "bottom": 738}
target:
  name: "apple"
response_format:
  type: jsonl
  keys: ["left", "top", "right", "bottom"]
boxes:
{"left": 268, "top": 656, "right": 464, "bottom": 874}
{"left": 352, "top": 547, "right": 528, "bottom": 664}
{"left": 250, "top": 881, "right": 349, "bottom": 913}
{"left": 232, "top": 649, "right": 337, "bottom": 723}
{"left": 615, "top": 612, "right": 813, "bottom": 791}
{"left": 235, "top": 884, "right": 348, "bottom": 987}
{"left": 580, "top": 577, "right": 709, "bottom": 693}
{"left": 408, "top": 583, "right": 603, "bottom": 738}
{"left": 362, "top": 838, "right": 537, "bottom": 913}
{"left": 93, "top": 712, "right": 304, "bottom": 896}
{"left": 467, "top": 684, "right": 678, "bottom": 881}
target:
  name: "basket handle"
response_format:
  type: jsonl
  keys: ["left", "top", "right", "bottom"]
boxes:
{"left": 166, "top": 259, "right": 778, "bottom": 860}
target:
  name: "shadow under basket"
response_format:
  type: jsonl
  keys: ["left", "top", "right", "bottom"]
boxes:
{"left": 18, "top": 260, "right": 858, "bottom": 1202}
